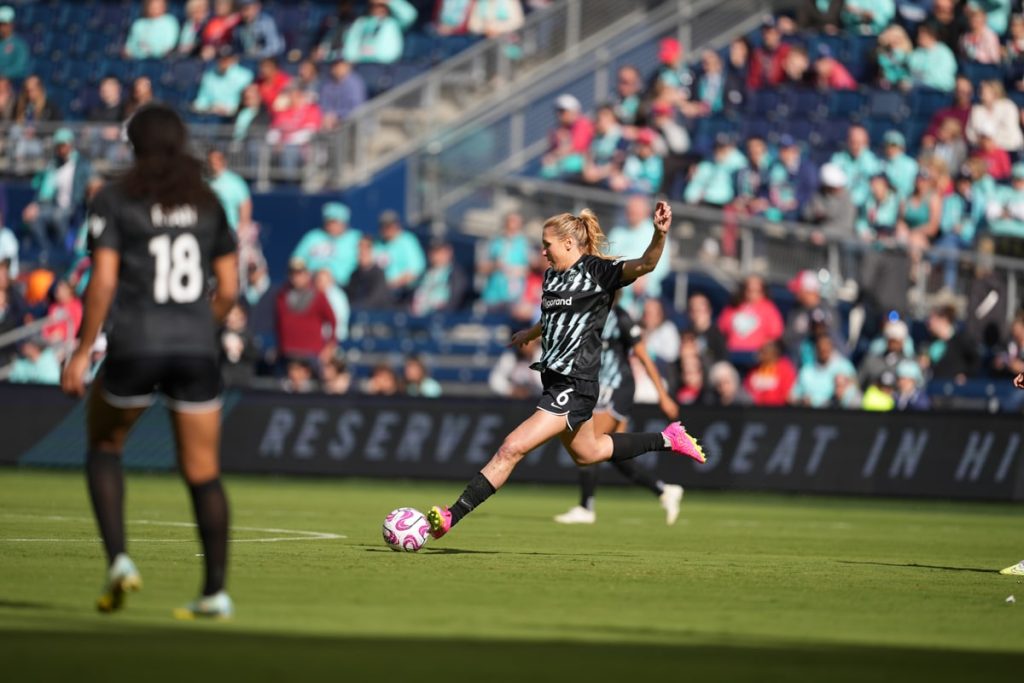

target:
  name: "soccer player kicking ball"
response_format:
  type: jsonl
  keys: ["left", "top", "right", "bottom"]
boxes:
{"left": 999, "top": 372, "right": 1024, "bottom": 575}
{"left": 554, "top": 297, "right": 684, "bottom": 526}
{"left": 426, "top": 202, "right": 705, "bottom": 540}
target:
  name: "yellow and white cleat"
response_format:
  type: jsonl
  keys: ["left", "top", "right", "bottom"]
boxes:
{"left": 96, "top": 553, "right": 142, "bottom": 613}
{"left": 173, "top": 591, "right": 234, "bottom": 620}
{"left": 999, "top": 560, "right": 1024, "bottom": 576}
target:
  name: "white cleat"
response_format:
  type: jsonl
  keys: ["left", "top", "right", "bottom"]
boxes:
{"left": 659, "top": 484, "right": 684, "bottom": 526}
{"left": 173, "top": 590, "right": 234, "bottom": 620}
{"left": 96, "top": 553, "right": 142, "bottom": 613}
{"left": 554, "top": 506, "right": 596, "bottom": 525}
{"left": 1000, "top": 561, "right": 1024, "bottom": 576}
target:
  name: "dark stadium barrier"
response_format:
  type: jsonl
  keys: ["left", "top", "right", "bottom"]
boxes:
{"left": 4, "top": 384, "right": 1023, "bottom": 501}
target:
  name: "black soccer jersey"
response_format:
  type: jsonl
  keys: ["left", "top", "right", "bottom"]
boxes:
{"left": 598, "top": 305, "right": 642, "bottom": 391}
{"left": 88, "top": 184, "right": 237, "bottom": 359}
{"left": 532, "top": 254, "right": 627, "bottom": 380}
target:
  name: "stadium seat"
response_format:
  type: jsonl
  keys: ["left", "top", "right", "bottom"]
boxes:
{"left": 960, "top": 60, "right": 1004, "bottom": 87}
{"left": 866, "top": 88, "right": 908, "bottom": 122}
{"left": 828, "top": 89, "right": 865, "bottom": 118}
{"left": 909, "top": 88, "right": 953, "bottom": 119}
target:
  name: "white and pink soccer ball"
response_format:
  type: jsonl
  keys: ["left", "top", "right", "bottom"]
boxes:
{"left": 382, "top": 507, "right": 431, "bottom": 552}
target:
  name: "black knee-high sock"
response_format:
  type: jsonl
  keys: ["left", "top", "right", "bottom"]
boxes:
{"left": 609, "top": 432, "right": 668, "bottom": 462}
{"left": 579, "top": 466, "right": 598, "bottom": 510}
{"left": 449, "top": 472, "right": 496, "bottom": 527}
{"left": 611, "top": 459, "right": 665, "bottom": 496}
{"left": 188, "top": 478, "right": 229, "bottom": 596}
{"left": 85, "top": 449, "right": 126, "bottom": 565}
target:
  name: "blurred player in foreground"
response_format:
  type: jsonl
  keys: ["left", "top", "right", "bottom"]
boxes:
{"left": 554, "top": 295, "right": 683, "bottom": 525}
{"left": 426, "top": 201, "right": 704, "bottom": 540}
{"left": 61, "top": 105, "right": 239, "bottom": 618}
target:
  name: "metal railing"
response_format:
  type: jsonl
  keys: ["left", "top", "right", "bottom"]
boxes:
{"left": 330, "top": 0, "right": 661, "bottom": 187}
{"left": 407, "top": 0, "right": 769, "bottom": 228}
{"left": 0, "top": 121, "right": 321, "bottom": 192}
{"left": 0, "top": 309, "right": 70, "bottom": 381}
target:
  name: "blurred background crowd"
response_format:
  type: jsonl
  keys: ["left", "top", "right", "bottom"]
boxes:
{"left": 3, "top": 0, "right": 1024, "bottom": 415}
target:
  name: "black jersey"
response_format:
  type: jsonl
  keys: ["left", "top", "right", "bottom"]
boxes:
{"left": 532, "top": 254, "right": 627, "bottom": 380}
{"left": 598, "top": 305, "right": 642, "bottom": 391}
{"left": 88, "top": 183, "right": 237, "bottom": 359}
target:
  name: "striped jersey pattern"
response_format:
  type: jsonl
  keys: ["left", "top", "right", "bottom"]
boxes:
{"left": 598, "top": 306, "right": 643, "bottom": 391}
{"left": 532, "top": 255, "right": 625, "bottom": 381}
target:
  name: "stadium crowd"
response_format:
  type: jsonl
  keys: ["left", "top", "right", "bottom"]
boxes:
{"left": 2, "top": 0, "right": 1024, "bottom": 413}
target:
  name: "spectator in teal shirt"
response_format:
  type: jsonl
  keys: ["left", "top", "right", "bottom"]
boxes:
{"left": 881, "top": 131, "right": 918, "bottom": 200}
{"left": 908, "top": 24, "right": 958, "bottom": 93}
{"left": 480, "top": 212, "right": 530, "bottom": 309}
{"left": 124, "top": 0, "right": 181, "bottom": 59}
{"left": 610, "top": 128, "right": 663, "bottom": 194}
{"left": 292, "top": 202, "right": 362, "bottom": 288}
{"left": 207, "top": 149, "right": 252, "bottom": 232}
{"left": 9, "top": 337, "right": 60, "bottom": 385}
{"left": 790, "top": 334, "right": 857, "bottom": 408}
{"left": 684, "top": 134, "right": 745, "bottom": 207}
{"left": 829, "top": 125, "right": 881, "bottom": 209}
{"left": 857, "top": 174, "right": 901, "bottom": 240}
{"left": 0, "top": 6, "right": 30, "bottom": 79}
{"left": 841, "top": 0, "right": 894, "bottom": 35}
{"left": 374, "top": 210, "right": 426, "bottom": 294}
{"left": 343, "top": 0, "right": 417, "bottom": 65}
{"left": 973, "top": 0, "right": 1012, "bottom": 35}
{"left": 985, "top": 163, "right": 1024, "bottom": 238}
{"left": 194, "top": 46, "right": 254, "bottom": 117}
{"left": 936, "top": 171, "right": 981, "bottom": 290}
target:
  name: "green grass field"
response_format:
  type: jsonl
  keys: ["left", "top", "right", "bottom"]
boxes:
{"left": 1, "top": 468, "right": 1022, "bottom": 682}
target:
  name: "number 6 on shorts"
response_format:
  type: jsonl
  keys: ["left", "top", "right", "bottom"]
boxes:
{"left": 555, "top": 388, "right": 574, "bottom": 407}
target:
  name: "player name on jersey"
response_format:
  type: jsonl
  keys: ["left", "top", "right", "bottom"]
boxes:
{"left": 151, "top": 204, "right": 199, "bottom": 229}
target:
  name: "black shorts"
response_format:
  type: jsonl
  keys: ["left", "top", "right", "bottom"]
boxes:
{"left": 536, "top": 370, "right": 599, "bottom": 432}
{"left": 595, "top": 380, "right": 635, "bottom": 423}
{"left": 100, "top": 355, "right": 223, "bottom": 413}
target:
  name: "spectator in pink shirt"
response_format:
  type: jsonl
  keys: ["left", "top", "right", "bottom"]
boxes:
{"left": 42, "top": 279, "right": 82, "bottom": 345}
{"left": 961, "top": 5, "right": 1001, "bottom": 64}
{"left": 813, "top": 45, "right": 857, "bottom": 90}
{"left": 268, "top": 83, "right": 322, "bottom": 174}
{"left": 718, "top": 275, "right": 785, "bottom": 353}
{"left": 540, "top": 93, "right": 594, "bottom": 180}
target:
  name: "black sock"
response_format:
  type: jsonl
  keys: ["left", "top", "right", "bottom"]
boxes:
{"left": 579, "top": 466, "right": 598, "bottom": 510}
{"left": 449, "top": 472, "right": 496, "bottom": 527}
{"left": 609, "top": 432, "right": 668, "bottom": 462}
{"left": 85, "top": 449, "right": 126, "bottom": 565}
{"left": 188, "top": 478, "right": 230, "bottom": 596}
{"left": 611, "top": 459, "right": 665, "bottom": 496}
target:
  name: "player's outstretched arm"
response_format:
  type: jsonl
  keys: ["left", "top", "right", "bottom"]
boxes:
{"left": 510, "top": 322, "right": 542, "bottom": 348}
{"left": 1014, "top": 372, "right": 1024, "bottom": 390}
{"left": 61, "top": 248, "right": 120, "bottom": 398}
{"left": 633, "top": 340, "right": 679, "bottom": 420}
{"left": 620, "top": 200, "right": 671, "bottom": 283}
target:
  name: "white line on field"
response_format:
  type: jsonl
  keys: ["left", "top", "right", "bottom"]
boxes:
{"left": 0, "top": 513, "right": 345, "bottom": 543}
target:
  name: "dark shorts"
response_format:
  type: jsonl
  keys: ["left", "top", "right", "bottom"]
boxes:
{"left": 595, "top": 380, "right": 635, "bottom": 423}
{"left": 536, "top": 370, "right": 599, "bottom": 432}
{"left": 100, "top": 355, "right": 223, "bottom": 413}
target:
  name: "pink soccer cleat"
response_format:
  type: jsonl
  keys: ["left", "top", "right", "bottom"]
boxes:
{"left": 426, "top": 505, "right": 453, "bottom": 539}
{"left": 662, "top": 422, "right": 706, "bottom": 464}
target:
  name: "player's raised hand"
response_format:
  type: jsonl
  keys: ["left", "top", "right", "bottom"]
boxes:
{"left": 653, "top": 200, "right": 672, "bottom": 234}
{"left": 60, "top": 349, "right": 91, "bottom": 398}
{"left": 1014, "top": 372, "right": 1024, "bottom": 390}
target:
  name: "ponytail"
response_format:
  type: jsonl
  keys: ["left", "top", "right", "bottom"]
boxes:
{"left": 543, "top": 208, "right": 614, "bottom": 259}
